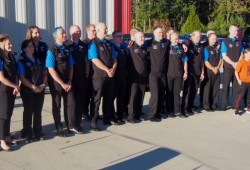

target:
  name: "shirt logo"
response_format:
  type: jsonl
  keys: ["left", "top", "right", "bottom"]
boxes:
{"left": 210, "top": 51, "right": 214, "bottom": 55}
{"left": 236, "top": 42, "right": 239, "bottom": 47}
{"left": 99, "top": 47, "right": 104, "bottom": 51}
{"left": 40, "top": 46, "right": 45, "bottom": 51}
{"left": 134, "top": 49, "right": 138, "bottom": 53}
{"left": 229, "top": 44, "right": 233, "bottom": 48}
{"left": 153, "top": 45, "right": 157, "bottom": 49}
{"left": 79, "top": 45, "right": 83, "bottom": 51}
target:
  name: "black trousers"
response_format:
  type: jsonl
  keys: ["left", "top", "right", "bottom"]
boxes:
{"left": 203, "top": 73, "right": 220, "bottom": 109}
{"left": 49, "top": 81, "right": 75, "bottom": 130}
{"left": 90, "top": 77, "right": 114, "bottom": 123}
{"left": 20, "top": 90, "right": 44, "bottom": 137}
{"left": 0, "top": 90, "right": 16, "bottom": 140}
{"left": 235, "top": 82, "right": 250, "bottom": 110}
{"left": 113, "top": 76, "right": 127, "bottom": 119}
{"left": 182, "top": 74, "right": 200, "bottom": 111}
{"left": 73, "top": 77, "right": 91, "bottom": 128}
{"left": 148, "top": 72, "right": 166, "bottom": 118}
{"left": 128, "top": 81, "right": 146, "bottom": 120}
{"left": 221, "top": 68, "right": 240, "bottom": 109}
{"left": 166, "top": 76, "right": 183, "bottom": 113}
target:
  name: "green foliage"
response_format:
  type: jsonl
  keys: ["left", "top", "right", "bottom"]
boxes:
{"left": 180, "top": 5, "right": 206, "bottom": 33}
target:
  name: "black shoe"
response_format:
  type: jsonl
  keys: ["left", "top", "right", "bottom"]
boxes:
{"left": 174, "top": 112, "right": 181, "bottom": 117}
{"left": 149, "top": 117, "right": 162, "bottom": 122}
{"left": 117, "top": 119, "right": 126, "bottom": 125}
{"left": 234, "top": 109, "right": 241, "bottom": 116}
{"left": 127, "top": 118, "right": 140, "bottom": 124}
{"left": 103, "top": 120, "right": 112, "bottom": 126}
{"left": 57, "top": 127, "right": 66, "bottom": 137}
{"left": 186, "top": 109, "right": 194, "bottom": 115}
{"left": 34, "top": 133, "right": 45, "bottom": 141}
{"left": 161, "top": 113, "right": 168, "bottom": 119}
{"left": 213, "top": 107, "right": 221, "bottom": 111}
{"left": 69, "top": 127, "right": 82, "bottom": 134}
{"left": 26, "top": 136, "right": 34, "bottom": 143}
{"left": 179, "top": 113, "right": 189, "bottom": 118}
{"left": 91, "top": 122, "right": 100, "bottom": 131}
{"left": 204, "top": 108, "right": 214, "bottom": 112}
{"left": 221, "top": 107, "right": 227, "bottom": 111}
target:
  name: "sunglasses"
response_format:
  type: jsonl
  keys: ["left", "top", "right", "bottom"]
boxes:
{"left": 114, "top": 35, "right": 123, "bottom": 38}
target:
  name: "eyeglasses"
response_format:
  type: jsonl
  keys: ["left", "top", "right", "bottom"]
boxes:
{"left": 114, "top": 35, "right": 123, "bottom": 38}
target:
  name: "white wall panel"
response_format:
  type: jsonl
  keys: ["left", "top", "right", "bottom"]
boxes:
{"left": 0, "top": 0, "right": 115, "bottom": 53}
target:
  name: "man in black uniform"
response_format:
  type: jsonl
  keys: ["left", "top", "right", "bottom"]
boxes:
{"left": 182, "top": 30, "right": 204, "bottom": 115}
{"left": 112, "top": 30, "right": 129, "bottom": 124}
{"left": 146, "top": 26, "right": 169, "bottom": 122}
{"left": 88, "top": 22, "right": 117, "bottom": 130}
{"left": 221, "top": 25, "right": 244, "bottom": 110}
{"left": 166, "top": 32, "right": 188, "bottom": 117}
{"left": 127, "top": 32, "right": 149, "bottom": 123}
{"left": 46, "top": 27, "right": 79, "bottom": 136}
{"left": 68, "top": 25, "right": 90, "bottom": 132}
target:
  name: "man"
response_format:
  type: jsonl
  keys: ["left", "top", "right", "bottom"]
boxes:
{"left": 166, "top": 32, "right": 188, "bottom": 117}
{"left": 112, "top": 30, "right": 129, "bottom": 124}
{"left": 68, "top": 25, "right": 90, "bottom": 132}
{"left": 221, "top": 25, "right": 244, "bottom": 110}
{"left": 127, "top": 32, "right": 149, "bottom": 123}
{"left": 128, "top": 28, "right": 139, "bottom": 48}
{"left": 182, "top": 30, "right": 204, "bottom": 115}
{"left": 88, "top": 22, "right": 117, "bottom": 131}
{"left": 84, "top": 24, "right": 96, "bottom": 44}
{"left": 46, "top": 27, "right": 79, "bottom": 136}
{"left": 82, "top": 24, "right": 96, "bottom": 120}
{"left": 146, "top": 26, "right": 169, "bottom": 122}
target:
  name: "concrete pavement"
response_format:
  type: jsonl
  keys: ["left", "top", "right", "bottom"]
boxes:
{"left": 0, "top": 92, "right": 250, "bottom": 170}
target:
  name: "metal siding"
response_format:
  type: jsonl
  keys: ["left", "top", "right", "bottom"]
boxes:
{"left": 0, "top": 0, "right": 115, "bottom": 53}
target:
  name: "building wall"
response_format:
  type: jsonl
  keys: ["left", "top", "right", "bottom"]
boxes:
{"left": 0, "top": 0, "right": 115, "bottom": 53}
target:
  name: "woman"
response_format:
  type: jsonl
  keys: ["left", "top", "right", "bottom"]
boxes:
{"left": 0, "top": 34, "right": 20, "bottom": 151}
{"left": 25, "top": 25, "right": 48, "bottom": 66}
{"left": 18, "top": 40, "right": 47, "bottom": 142}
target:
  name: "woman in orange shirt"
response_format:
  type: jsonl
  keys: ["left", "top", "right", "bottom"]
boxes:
{"left": 235, "top": 48, "right": 250, "bottom": 115}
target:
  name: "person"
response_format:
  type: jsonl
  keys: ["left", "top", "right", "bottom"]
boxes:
{"left": 166, "top": 32, "right": 188, "bottom": 117}
{"left": 234, "top": 48, "right": 250, "bottom": 115}
{"left": 88, "top": 22, "right": 117, "bottom": 130}
{"left": 0, "top": 34, "right": 20, "bottom": 151}
{"left": 25, "top": 25, "right": 48, "bottom": 66}
{"left": 200, "top": 30, "right": 216, "bottom": 107}
{"left": 111, "top": 30, "right": 128, "bottom": 124}
{"left": 128, "top": 28, "right": 139, "bottom": 48}
{"left": 82, "top": 24, "right": 96, "bottom": 120}
{"left": 68, "top": 25, "right": 90, "bottom": 132}
{"left": 221, "top": 25, "right": 244, "bottom": 111}
{"left": 166, "top": 27, "right": 175, "bottom": 40}
{"left": 146, "top": 26, "right": 169, "bottom": 122}
{"left": 181, "top": 30, "right": 204, "bottom": 115}
{"left": 46, "top": 26, "right": 79, "bottom": 136}
{"left": 127, "top": 32, "right": 149, "bottom": 123}
{"left": 203, "top": 33, "right": 222, "bottom": 111}
{"left": 84, "top": 24, "right": 96, "bottom": 44}
{"left": 238, "top": 28, "right": 249, "bottom": 49}
{"left": 18, "top": 40, "right": 47, "bottom": 142}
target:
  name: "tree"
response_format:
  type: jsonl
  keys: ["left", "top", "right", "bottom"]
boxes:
{"left": 181, "top": 5, "right": 206, "bottom": 33}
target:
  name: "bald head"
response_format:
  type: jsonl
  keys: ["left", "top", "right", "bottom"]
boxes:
{"left": 134, "top": 32, "right": 144, "bottom": 46}
{"left": 170, "top": 32, "right": 179, "bottom": 45}
{"left": 130, "top": 28, "right": 139, "bottom": 41}
{"left": 96, "top": 22, "right": 108, "bottom": 39}
{"left": 69, "top": 25, "right": 81, "bottom": 42}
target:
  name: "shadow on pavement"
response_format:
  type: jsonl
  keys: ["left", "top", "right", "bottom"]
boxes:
{"left": 101, "top": 147, "right": 180, "bottom": 170}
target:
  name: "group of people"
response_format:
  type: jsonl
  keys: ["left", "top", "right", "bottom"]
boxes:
{"left": 0, "top": 22, "right": 249, "bottom": 151}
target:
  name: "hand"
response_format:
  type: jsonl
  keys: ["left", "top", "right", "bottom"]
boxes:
{"left": 213, "top": 67, "right": 219, "bottom": 74}
{"left": 232, "top": 62, "right": 237, "bottom": 69}
{"left": 13, "top": 86, "right": 20, "bottom": 95}
{"left": 238, "top": 80, "right": 242, "bottom": 85}
{"left": 107, "top": 68, "right": 114, "bottom": 78}
{"left": 200, "top": 73, "right": 205, "bottom": 81}
{"left": 62, "top": 83, "right": 71, "bottom": 92}
{"left": 183, "top": 72, "right": 188, "bottom": 81}
{"left": 36, "top": 84, "right": 46, "bottom": 93}
{"left": 182, "top": 44, "right": 188, "bottom": 52}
